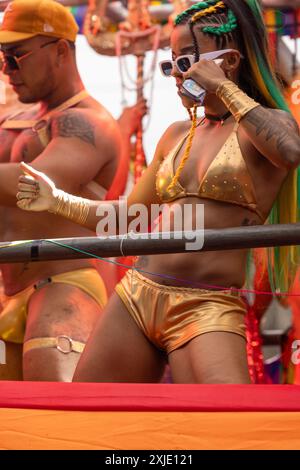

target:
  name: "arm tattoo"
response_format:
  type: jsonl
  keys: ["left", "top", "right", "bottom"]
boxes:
{"left": 51, "top": 111, "right": 96, "bottom": 147}
{"left": 245, "top": 107, "right": 299, "bottom": 154}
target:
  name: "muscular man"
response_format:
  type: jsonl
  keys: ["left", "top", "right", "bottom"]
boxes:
{"left": 0, "top": 0, "right": 144, "bottom": 381}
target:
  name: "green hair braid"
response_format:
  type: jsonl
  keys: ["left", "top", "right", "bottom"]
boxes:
{"left": 175, "top": 0, "right": 219, "bottom": 26}
{"left": 202, "top": 9, "right": 237, "bottom": 35}
{"left": 175, "top": 1, "right": 238, "bottom": 39}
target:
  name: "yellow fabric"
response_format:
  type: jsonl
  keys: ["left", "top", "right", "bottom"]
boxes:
{"left": 1, "top": 90, "right": 89, "bottom": 130}
{"left": 156, "top": 121, "right": 265, "bottom": 221}
{"left": 1, "top": 89, "right": 89, "bottom": 131}
{"left": 1, "top": 90, "right": 89, "bottom": 150}
{"left": 1, "top": 119, "right": 41, "bottom": 129}
{"left": 115, "top": 269, "right": 246, "bottom": 354}
{"left": 23, "top": 335, "right": 85, "bottom": 355}
{"left": 0, "top": 268, "right": 107, "bottom": 344}
{"left": 0, "top": 0, "right": 79, "bottom": 44}
{"left": 1, "top": 409, "right": 300, "bottom": 450}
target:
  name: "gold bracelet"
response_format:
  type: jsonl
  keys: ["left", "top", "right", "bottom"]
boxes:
{"left": 49, "top": 190, "right": 91, "bottom": 225}
{"left": 216, "top": 80, "right": 260, "bottom": 122}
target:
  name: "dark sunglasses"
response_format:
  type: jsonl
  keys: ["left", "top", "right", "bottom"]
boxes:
{"left": 0, "top": 39, "right": 60, "bottom": 71}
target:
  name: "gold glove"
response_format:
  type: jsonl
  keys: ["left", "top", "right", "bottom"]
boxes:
{"left": 50, "top": 190, "right": 91, "bottom": 225}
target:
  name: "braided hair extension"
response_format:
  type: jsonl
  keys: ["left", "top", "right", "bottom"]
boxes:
{"left": 175, "top": 1, "right": 219, "bottom": 26}
{"left": 176, "top": 1, "right": 237, "bottom": 57}
{"left": 168, "top": 2, "right": 238, "bottom": 192}
{"left": 167, "top": 105, "right": 198, "bottom": 192}
{"left": 175, "top": 0, "right": 285, "bottom": 108}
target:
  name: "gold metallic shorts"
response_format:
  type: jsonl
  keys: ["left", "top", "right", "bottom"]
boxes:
{"left": 115, "top": 270, "right": 247, "bottom": 354}
{"left": 0, "top": 268, "right": 107, "bottom": 344}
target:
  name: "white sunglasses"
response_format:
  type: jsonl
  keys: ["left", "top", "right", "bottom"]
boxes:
{"left": 159, "top": 49, "right": 242, "bottom": 77}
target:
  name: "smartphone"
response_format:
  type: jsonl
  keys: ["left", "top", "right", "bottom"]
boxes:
{"left": 180, "top": 79, "right": 206, "bottom": 104}
{"left": 181, "top": 58, "right": 224, "bottom": 104}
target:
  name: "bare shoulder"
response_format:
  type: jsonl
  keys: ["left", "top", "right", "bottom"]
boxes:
{"left": 163, "top": 119, "right": 191, "bottom": 140}
{"left": 77, "top": 95, "right": 120, "bottom": 134}
{"left": 154, "top": 119, "right": 191, "bottom": 161}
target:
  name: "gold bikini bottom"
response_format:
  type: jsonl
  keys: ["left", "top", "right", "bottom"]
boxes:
{"left": 115, "top": 269, "right": 247, "bottom": 354}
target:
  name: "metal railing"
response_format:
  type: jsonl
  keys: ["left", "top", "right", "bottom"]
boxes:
{"left": 0, "top": 223, "right": 299, "bottom": 263}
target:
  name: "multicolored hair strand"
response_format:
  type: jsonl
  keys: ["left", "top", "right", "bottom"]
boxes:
{"left": 173, "top": 0, "right": 299, "bottom": 293}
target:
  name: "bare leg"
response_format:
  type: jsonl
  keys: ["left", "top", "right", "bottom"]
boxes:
{"left": 23, "top": 283, "right": 104, "bottom": 382}
{"left": 169, "top": 332, "right": 251, "bottom": 384}
{"left": 73, "top": 293, "right": 166, "bottom": 383}
{"left": 0, "top": 278, "right": 22, "bottom": 380}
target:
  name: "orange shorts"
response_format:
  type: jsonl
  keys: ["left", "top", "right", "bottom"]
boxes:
{"left": 115, "top": 269, "right": 247, "bottom": 354}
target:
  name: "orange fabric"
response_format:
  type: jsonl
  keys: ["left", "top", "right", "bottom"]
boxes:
{"left": 0, "top": 409, "right": 300, "bottom": 450}
{"left": 286, "top": 80, "right": 300, "bottom": 122}
{"left": 0, "top": 0, "right": 79, "bottom": 44}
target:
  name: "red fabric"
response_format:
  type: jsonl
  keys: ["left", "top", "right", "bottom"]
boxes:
{"left": 105, "top": 151, "right": 129, "bottom": 201}
{"left": 245, "top": 305, "right": 267, "bottom": 384}
{"left": 268, "top": 31, "right": 277, "bottom": 66}
{"left": 0, "top": 382, "right": 300, "bottom": 412}
{"left": 290, "top": 271, "right": 300, "bottom": 347}
{"left": 285, "top": 269, "right": 300, "bottom": 384}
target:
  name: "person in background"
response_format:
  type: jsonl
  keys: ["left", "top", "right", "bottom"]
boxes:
{"left": 0, "top": 0, "right": 146, "bottom": 381}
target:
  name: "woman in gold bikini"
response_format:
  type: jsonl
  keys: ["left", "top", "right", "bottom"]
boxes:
{"left": 17, "top": 0, "right": 300, "bottom": 383}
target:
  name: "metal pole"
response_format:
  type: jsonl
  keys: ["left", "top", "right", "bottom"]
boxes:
{"left": 0, "top": 224, "right": 299, "bottom": 264}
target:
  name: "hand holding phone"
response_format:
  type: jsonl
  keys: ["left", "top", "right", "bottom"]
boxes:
{"left": 180, "top": 79, "right": 206, "bottom": 103}
{"left": 181, "top": 58, "right": 224, "bottom": 104}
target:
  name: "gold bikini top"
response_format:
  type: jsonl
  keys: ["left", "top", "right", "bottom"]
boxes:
{"left": 156, "top": 120, "right": 266, "bottom": 222}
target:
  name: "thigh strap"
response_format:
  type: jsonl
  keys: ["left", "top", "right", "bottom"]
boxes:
{"left": 23, "top": 336, "right": 85, "bottom": 355}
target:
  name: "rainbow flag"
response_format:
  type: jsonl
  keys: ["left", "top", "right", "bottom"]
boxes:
{"left": 68, "top": 6, "right": 87, "bottom": 34}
